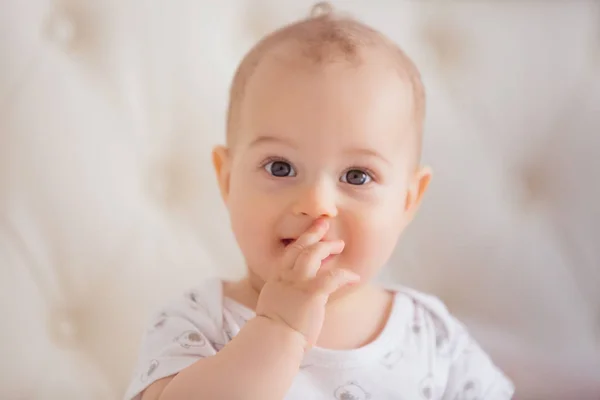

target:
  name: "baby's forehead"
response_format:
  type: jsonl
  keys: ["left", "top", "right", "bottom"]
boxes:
{"left": 244, "top": 48, "right": 416, "bottom": 125}
{"left": 227, "top": 11, "right": 425, "bottom": 167}
{"left": 242, "top": 61, "right": 415, "bottom": 153}
{"left": 241, "top": 30, "right": 421, "bottom": 125}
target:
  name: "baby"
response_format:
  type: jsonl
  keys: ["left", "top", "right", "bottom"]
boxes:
{"left": 125, "top": 3, "right": 514, "bottom": 400}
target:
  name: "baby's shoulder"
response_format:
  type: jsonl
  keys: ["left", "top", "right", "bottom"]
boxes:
{"left": 393, "top": 285, "right": 452, "bottom": 319}
{"left": 146, "top": 277, "right": 226, "bottom": 335}
{"left": 390, "top": 285, "right": 468, "bottom": 346}
{"left": 394, "top": 285, "right": 449, "bottom": 315}
{"left": 388, "top": 286, "right": 516, "bottom": 397}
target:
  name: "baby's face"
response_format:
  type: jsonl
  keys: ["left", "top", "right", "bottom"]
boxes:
{"left": 216, "top": 51, "right": 426, "bottom": 286}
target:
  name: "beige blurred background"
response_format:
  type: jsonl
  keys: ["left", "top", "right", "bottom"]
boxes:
{"left": 1, "top": 1, "right": 599, "bottom": 399}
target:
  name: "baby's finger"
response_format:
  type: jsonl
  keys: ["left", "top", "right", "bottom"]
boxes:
{"left": 283, "top": 218, "right": 329, "bottom": 269}
{"left": 290, "top": 240, "right": 345, "bottom": 281}
{"left": 311, "top": 268, "right": 360, "bottom": 296}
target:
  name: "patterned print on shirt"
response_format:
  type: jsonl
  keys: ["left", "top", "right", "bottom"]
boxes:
{"left": 333, "top": 381, "right": 371, "bottom": 400}
{"left": 412, "top": 300, "right": 422, "bottom": 334}
{"left": 381, "top": 347, "right": 404, "bottom": 369}
{"left": 140, "top": 359, "right": 159, "bottom": 383}
{"left": 453, "top": 379, "right": 482, "bottom": 400}
{"left": 175, "top": 330, "right": 207, "bottom": 349}
{"left": 420, "top": 375, "right": 436, "bottom": 400}
{"left": 148, "top": 312, "right": 168, "bottom": 333}
{"left": 185, "top": 289, "right": 207, "bottom": 311}
{"left": 431, "top": 314, "right": 451, "bottom": 357}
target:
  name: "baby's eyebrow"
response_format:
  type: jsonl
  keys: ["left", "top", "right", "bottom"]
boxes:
{"left": 345, "top": 147, "right": 392, "bottom": 166}
{"left": 248, "top": 135, "right": 392, "bottom": 165}
{"left": 248, "top": 135, "right": 298, "bottom": 149}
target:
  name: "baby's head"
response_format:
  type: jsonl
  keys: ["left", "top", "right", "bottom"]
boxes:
{"left": 213, "top": 3, "right": 431, "bottom": 287}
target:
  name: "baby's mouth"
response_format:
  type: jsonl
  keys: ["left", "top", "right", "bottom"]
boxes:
{"left": 279, "top": 238, "right": 338, "bottom": 263}
{"left": 281, "top": 238, "right": 295, "bottom": 247}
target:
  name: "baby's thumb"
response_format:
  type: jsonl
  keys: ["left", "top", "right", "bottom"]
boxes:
{"left": 313, "top": 268, "right": 360, "bottom": 296}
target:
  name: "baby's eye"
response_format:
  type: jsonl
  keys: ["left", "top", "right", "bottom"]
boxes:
{"left": 264, "top": 160, "right": 296, "bottom": 177}
{"left": 341, "top": 169, "right": 372, "bottom": 185}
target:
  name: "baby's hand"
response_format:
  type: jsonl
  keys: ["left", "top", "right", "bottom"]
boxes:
{"left": 255, "top": 218, "right": 360, "bottom": 348}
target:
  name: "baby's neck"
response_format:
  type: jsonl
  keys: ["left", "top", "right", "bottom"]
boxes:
{"left": 317, "top": 285, "right": 394, "bottom": 350}
{"left": 223, "top": 277, "right": 394, "bottom": 351}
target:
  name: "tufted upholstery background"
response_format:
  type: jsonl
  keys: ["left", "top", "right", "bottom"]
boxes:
{"left": 1, "top": 1, "right": 599, "bottom": 399}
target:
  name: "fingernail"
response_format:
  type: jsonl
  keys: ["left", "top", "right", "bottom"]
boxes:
{"left": 315, "top": 218, "right": 328, "bottom": 230}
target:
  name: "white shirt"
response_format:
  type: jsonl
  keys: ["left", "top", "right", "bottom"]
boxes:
{"left": 124, "top": 278, "right": 514, "bottom": 400}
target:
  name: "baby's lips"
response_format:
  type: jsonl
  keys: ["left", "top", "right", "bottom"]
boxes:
{"left": 281, "top": 238, "right": 295, "bottom": 246}
{"left": 280, "top": 237, "right": 342, "bottom": 246}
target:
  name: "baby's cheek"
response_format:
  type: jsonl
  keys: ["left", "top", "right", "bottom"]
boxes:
{"left": 230, "top": 198, "right": 269, "bottom": 251}
{"left": 344, "top": 209, "right": 402, "bottom": 276}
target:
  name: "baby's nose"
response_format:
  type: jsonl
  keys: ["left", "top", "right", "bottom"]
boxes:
{"left": 292, "top": 180, "right": 338, "bottom": 218}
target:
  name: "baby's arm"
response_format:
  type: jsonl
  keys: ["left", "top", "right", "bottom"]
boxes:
{"left": 141, "top": 218, "right": 358, "bottom": 400}
{"left": 142, "top": 315, "right": 306, "bottom": 400}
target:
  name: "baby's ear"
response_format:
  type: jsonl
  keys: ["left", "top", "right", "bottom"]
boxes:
{"left": 404, "top": 166, "right": 432, "bottom": 214}
{"left": 212, "top": 145, "right": 231, "bottom": 203}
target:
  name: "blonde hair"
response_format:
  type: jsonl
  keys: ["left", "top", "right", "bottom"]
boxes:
{"left": 226, "top": 2, "right": 425, "bottom": 161}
